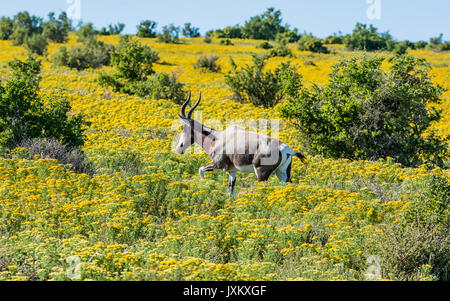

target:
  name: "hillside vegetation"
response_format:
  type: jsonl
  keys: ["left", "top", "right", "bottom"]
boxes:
{"left": 0, "top": 34, "right": 449, "bottom": 281}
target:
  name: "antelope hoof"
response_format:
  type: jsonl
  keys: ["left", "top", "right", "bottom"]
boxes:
{"left": 199, "top": 167, "right": 205, "bottom": 180}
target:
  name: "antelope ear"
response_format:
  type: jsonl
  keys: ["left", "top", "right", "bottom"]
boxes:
{"left": 178, "top": 114, "right": 191, "bottom": 127}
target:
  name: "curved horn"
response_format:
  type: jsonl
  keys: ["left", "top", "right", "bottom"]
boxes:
{"left": 180, "top": 91, "right": 191, "bottom": 117}
{"left": 187, "top": 92, "right": 201, "bottom": 119}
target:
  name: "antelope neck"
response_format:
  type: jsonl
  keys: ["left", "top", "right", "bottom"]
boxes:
{"left": 191, "top": 122, "right": 216, "bottom": 154}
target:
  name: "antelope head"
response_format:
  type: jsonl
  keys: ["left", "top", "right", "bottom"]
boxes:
{"left": 176, "top": 91, "right": 201, "bottom": 154}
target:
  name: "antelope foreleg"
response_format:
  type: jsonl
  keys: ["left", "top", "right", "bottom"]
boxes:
{"left": 199, "top": 163, "right": 217, "bottom": 179}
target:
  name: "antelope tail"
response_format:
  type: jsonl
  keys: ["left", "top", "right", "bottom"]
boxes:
{"left": 294, "top": 152, "right": 307, "bottom": 163}
{"left": 280, "top": 144, "right": 307, "bottom": 163}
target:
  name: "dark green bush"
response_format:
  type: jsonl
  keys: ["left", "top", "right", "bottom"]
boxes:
{"left": 225, "top": 54, "right": 302, "bottom": 108}
{"left": 275, "top": 29, "right": 301, "bottom": 44}
{"left": 280, "top": 54, "right": 447, "bottom": 167}
{"left": 113, "top": 35, "right": 159, "bottom": 81}
{"left": 324, "top": 33, "right": 344, "bottom": 44}
{"left": 203, "top": 36, "right": 212, "bottom": 44}
{"left": 220, "top": 38, "right": 233, "bottom": 46}
{"left": 24, "top": 33, "right": 48, "bottom": 55}
{"left": 414, "top": 41, "right": 428, "bottom": 49}
{"left": 149, "top": 73, "right": 185, "bottom": 103}
{"left": 298, "top": 34, "right": 329, "bottom": 53}
{"left": 256, "top": 41, "right": 273, "bottom": 49}
{"left": 98, "top": 36, "right": 185, "bottom": 103}
{"left": 194, "top": 56, "right": 221, "bottom": 72}
{"left": 157, "top": 24, "right": 180, "bottom": 44}
{"left": 0, "top": 55, "right": 88, "bottom": 151}
{"left": 99, "top": 23, "right": 125, "bottom": 35}
{"left": 344, "top": 23, "right": 392, "bottom": 51}
{"left": 42, "top": 12, "right": 71, "bottom": 43}
{"left": 0, "top": 17, "right": 14, "bottom": 40}
{"left": 182, "top": 23, "right": 200, "bottom": 38}
{"left": 98, "top": 36, "right": 158, "bottom": 85}
{"left": 2, "top": 11, "right": 70, "bottom": 46}
{"left": 429, "top": 34, "right": 444, "bottom": 48}
{"left": 438, "top": 42, "right": 450, "bottom": 51}
{"left": 76, "top": 23, "right": 97, "bottom": 42}
{"left": 209, "top": 26, "right": 243, "bottom": 39}
{"left": 52, "top": 39, "right": 115, "bottom": 70}
{"left": 268, "top": 43, "right": 293, "bottom": 58}
{"left": 130, "top": 73, "right": 185, "bottom": 103}
{"left": 392, "top": 41, "right": 408, "bottom": 56}
{"left": 208, "top": 8, "right": 296, "bottom": 41}
{"left": 136, "top": 20, "right": 157, "bottom": 38}
{"left": 10, "top": 11, "right": 43, "bottom": 46}
{"left": 242, "top": 7, "right": 286, "bottom": 40}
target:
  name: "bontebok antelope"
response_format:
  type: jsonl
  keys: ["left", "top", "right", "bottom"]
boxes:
{"left": 175, "top": 92, "right": 306, "bottom": 198}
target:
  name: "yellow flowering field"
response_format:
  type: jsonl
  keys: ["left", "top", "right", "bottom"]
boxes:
{"left": 0, "top": 36, "right": 448, "bottom": 281}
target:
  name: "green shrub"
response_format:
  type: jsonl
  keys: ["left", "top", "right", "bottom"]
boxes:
{"left": 225, "top": 54, "right": 302, "bottom": 108}
{"left": 345, "top": 23, "right": 392, "bottom": 51}
{"left": 203, "top": 36, "right": 212, "bottom": 44}
{"left": 194, "top": 56, "right": 221, "bottom": 72}
{"left": 136, "top": 20, "right": 157, "bottom": 38}
{"left": 98, "top": 36, "right": 185, "bottom": 102}
{"left": 99, "top": 148, "right": 145, "bottom": 176}
{"left": 111, "top": 35, "right": 159, "bottom": 81}
{"left": 256, "top": 41, "right": 273, "bottom": 49}
{"left": 220, "top": 38, "right": 233, "bottom": 46}
{"left": 268, "top": 43, "right": 293, "bottom": 58}
{"left": 438, "top": 42, "right": 450, "bottom": 51}
{"left": 182, "top": 23, "right": 200, "bottom": 38}
{"left": 42, "top": 12, "right": 71, "bottom": 43}
{"left": 52, "top": 39, "right": 115, "bottom": 70}
{"left": 0, "top": 55, "right": 88, "bottom": 151}
{"left": 0, "top": 17, "right": 14, "bottom": 40}
{"left": 404, "top": 174, "right": 449, "bottom": 227}
{"left": 157, "top": 24, "right": 180, "bottom": 44}
{"left": 280, "top": 54, "right": 447, "bottom": 167}
{"left": 298, "top": 34, "right": 329, "bottom": 53}
{"left": 76, "top": 23, "right": 97, "bottom": 42}
{"left": 275, "top": 29, "right": 301, "bottom": 44}
{"left": 207, "top": 8, "right": 296, "bottom": 41}
{"left": 213, "top": 26, "right": 243, "bottom": 39}
{"left": 429, "top": 34, "right": 444, "bottom": 48}
{"left": 24, "top": 33, "right": 48, "bottom": 55}
{"left": 10, "top": 11, "right": 43, "bottom": 46}
{"left": 324, "top": 33, "right": 344, "bottom": 44}
{"left": 3, "top": 11, "right": 70, "bottom": 46}
{"left": 99, "top": 23, "right": 125, "bottom": 35}
{"left": 372, "top": 223, "right": 449, "bottom": 280}
{"left": 414, "top": 41, "right": 428, "bottom": 49}
{"left": 391, "top": 41, "right": 409, "bottom": 56}
{"left": 242, "top": 7, "right": 286, "bottom": 40}
{"left": 131, "top": 73, "right": 186, "bottom": 103}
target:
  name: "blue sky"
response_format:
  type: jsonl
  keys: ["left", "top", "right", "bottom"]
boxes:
{"left": 2, "top": 0, "right": 449, "bottom": 42}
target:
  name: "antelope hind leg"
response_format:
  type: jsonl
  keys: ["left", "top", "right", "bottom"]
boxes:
{"left": 228, "top": 171, "right": 237, "bottom": 199}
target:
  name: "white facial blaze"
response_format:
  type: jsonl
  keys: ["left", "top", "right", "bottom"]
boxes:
{"left": 177, "top": 131, "right": 186, "bottom": 153}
